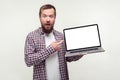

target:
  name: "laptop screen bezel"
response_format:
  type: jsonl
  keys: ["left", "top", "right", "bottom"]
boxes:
{"left": 63, "top": 24, "right": 102, "bottom": 51}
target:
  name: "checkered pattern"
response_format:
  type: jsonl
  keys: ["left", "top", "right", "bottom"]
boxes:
{"left": 24, "top": 27, "right": 83, "bottom": 80}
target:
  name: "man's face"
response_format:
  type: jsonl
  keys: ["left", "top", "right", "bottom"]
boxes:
{"left": 40, "top": 8, "right": 56, "bottom": 33}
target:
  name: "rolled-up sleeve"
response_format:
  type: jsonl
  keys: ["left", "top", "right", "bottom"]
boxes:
{"left": 66, "top": 55, "right": 83, "bottom": 62}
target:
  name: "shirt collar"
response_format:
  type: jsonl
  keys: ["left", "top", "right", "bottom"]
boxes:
{"left": 39, "top": 27, "right": 44, "bottom": 35}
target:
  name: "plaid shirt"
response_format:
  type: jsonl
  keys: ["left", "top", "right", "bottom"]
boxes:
{"left": 24, "top": 27, "right": 82, "bottom": 80}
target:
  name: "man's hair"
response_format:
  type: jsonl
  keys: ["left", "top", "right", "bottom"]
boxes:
{"left": 39, "top": 4, "right": 56, "bottom": 17}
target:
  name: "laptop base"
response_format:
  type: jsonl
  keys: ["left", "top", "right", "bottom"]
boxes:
{"left": 65, "top": 47, "right": 105, "bottom": 57}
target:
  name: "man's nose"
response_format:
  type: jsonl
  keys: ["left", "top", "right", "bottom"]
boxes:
{"left": 46, "top": 17, "right": 50, "bottom": 21}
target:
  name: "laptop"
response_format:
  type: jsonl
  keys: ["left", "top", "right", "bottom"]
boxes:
{"left": 63, "top": 24, "right": 105, "bottom": 57}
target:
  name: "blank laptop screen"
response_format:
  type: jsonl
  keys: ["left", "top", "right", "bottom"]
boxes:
{"left": 64, "top": 24, "right": 101, "bottom": 51}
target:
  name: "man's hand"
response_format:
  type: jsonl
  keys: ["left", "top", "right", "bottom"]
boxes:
{"left": 51, "top": 40, "right": 64, "bottom": 51}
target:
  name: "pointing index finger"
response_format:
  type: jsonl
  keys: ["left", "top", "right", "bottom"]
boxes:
{"left": 57, "top": 40, "right": 64, "bottom": 45}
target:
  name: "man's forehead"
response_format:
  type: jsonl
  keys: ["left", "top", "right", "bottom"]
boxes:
{"left": 41, "top": 9, "right": 55, "bottom": 15}
{"left": 41, "top": 8, "right": 54, "bottom": 12}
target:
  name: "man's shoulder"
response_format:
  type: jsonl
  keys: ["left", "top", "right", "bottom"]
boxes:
{"left": 54, "top": 29, "right": 63, "bottom": 36}
{"left": 27, "top": 28, "right": 40, "bottom": 37}
{"left": 53, "top": 30, "right": 64, "bottom": 40}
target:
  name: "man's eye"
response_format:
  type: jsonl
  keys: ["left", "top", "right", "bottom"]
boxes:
{"left": 49, "top": 15, "right": 54, "bottom": 18}
{"left": 42, "top": 15, "right": 47, "bottom": 18}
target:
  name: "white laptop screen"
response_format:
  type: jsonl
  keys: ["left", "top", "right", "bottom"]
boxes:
{"left": 63, "top": 24, "right": 101, "bottom": 51}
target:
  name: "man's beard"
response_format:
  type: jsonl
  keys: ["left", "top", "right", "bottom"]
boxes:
{"left": 42, "top": 25, "right": 53, "bottom": 34}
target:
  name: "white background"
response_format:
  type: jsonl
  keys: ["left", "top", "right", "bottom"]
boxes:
{"left": 0, "top": 0, "right": 120, "bottom": 80}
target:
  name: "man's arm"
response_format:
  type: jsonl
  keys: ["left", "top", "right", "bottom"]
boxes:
{"left": 24, "top": 35, "right": 56, "bottom": 67}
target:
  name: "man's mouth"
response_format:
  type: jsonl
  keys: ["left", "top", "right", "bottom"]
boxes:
{"left": 45, "top": 24, "right": 50, "bottom": 26}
